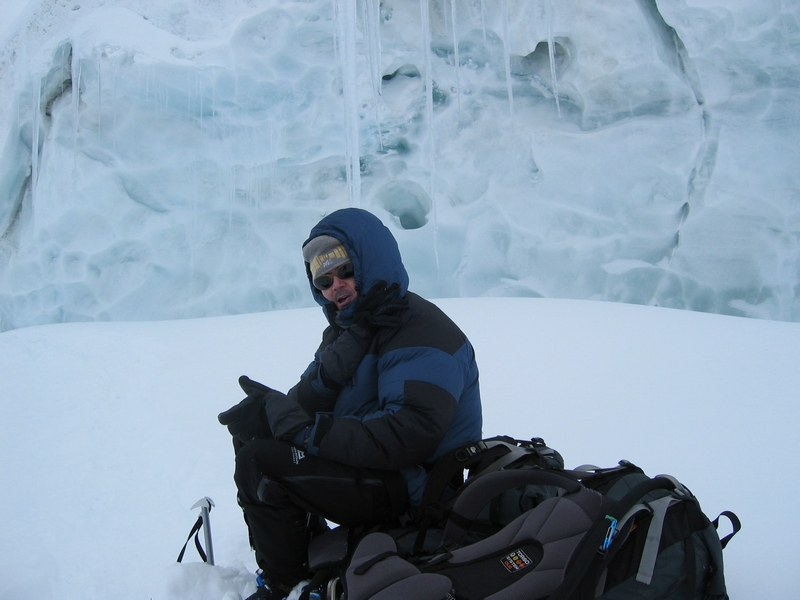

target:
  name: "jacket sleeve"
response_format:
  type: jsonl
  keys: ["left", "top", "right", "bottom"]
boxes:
{"left": 307, "top": 340, "right": 473, "bottom": 470}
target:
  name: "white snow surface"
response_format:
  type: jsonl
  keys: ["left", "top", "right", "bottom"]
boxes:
{"left": 2, "top": 0, "right": 800, "bottom": 331}
{"left": 1, "top": 298, "right": 799, "bottom": 599}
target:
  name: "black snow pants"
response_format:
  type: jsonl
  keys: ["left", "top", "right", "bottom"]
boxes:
{"left": 233, "top": 438, "right": 410, "bottom": 589}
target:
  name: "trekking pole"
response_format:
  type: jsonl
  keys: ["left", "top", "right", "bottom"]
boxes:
{"left": 191, "top": 497, "right": 216, "bottom": 565}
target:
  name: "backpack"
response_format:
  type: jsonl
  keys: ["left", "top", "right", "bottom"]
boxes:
{"left": 301, "top": 437, "right": 740, "bottom": 600}
{"left": 561, "top": 461, "right": 740, "bottom": 600}
{"left": 301, "top": 436, "right": 565, "bottom": 599}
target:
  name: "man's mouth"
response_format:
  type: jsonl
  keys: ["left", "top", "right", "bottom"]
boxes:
{"left": 334, "top": 290, "right": 354, "bottom": 309}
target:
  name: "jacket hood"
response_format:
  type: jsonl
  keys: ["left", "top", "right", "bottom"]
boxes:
{"left": 303, "top": 208, "right": 409, "bottom": 324}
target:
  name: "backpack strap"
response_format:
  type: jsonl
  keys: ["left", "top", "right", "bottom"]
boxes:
{"left": 474, "top": 440, "right": 531, "bottom": 473}
{"left": 440, "top": 469, "right": 584, "bottom": 550}
{"left": 713, "top": 510, "right": 742, "bottom": 549}
{"left": 566, "top": 460, "right": 647, "bottom": 490}
{"left": 625, "top": 474, "right": 697, "bottom": 586}
{"left": 601, "top": 476, "right": 687, "bottom": 586}
{"left": 635, "top": 494, "right": 680, "bottom": 585}
{"left": 548, "top": 476, "right": 679, "bottom": 600}
{"left": 418, "top": 440, "right": 505, "bottom": 510}
{"left": 411, "top": 439, "right": 512, "bottom": 555}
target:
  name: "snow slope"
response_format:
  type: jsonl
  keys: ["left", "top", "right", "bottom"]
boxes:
{"left": 1, "top": 297, "right": 799, "bottom": 599}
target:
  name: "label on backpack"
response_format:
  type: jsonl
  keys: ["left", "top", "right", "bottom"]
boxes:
{"left": 500, "top": 549, "right": 533, "bottom": 573}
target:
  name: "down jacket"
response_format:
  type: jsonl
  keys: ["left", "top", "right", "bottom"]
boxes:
{"left": 287, "top": 208, "right": 482, "bottom": 504}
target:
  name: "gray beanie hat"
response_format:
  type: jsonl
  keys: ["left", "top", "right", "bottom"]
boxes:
{"left": 303, "top": 235, "right": 350, "bottom": 279}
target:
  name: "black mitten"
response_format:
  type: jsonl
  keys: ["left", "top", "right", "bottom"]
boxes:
{"left": 238, "top": 374, "right": 273, "bottom": 397}
{"left": 217, "top": 395, "right": 271, "bottom": 443}
{"left": 262, "top": 390, "right": 314, "bottom": 443}
{"left": 217, "top": 375, "right": 278, "bottom": 443}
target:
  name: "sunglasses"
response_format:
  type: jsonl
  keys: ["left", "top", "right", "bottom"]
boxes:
{"left": 313, "top": 262, "right": 355, "bottom": 290}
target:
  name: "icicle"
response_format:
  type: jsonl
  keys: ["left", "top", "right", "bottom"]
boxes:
{"left": 335, "top": 0, "right": 361, "bottom": 208}
{"left": 96, "top": 53, "right": 102, "bottom": 135}
{"left": 450, "top": 0, "right": 461, "bottom": 110}
{"left": 546, "top": 0, "right": 561, "bottom": 118}
{"left": 72, "top": 48, "right": 81, "bottom": 201}
{"left": 199, "top": 72, "right": 205, "bottom": 133}
{"left": 420, "top": 0, "right": 434, "bottom": 198}
{"left": 480, "top": 0, "right": 487, "bottom": 44}
{"left": 112, "top": 56, "right": 118, "bottom": 152}
{"left": 420, "top": 0, "right": 439, "bottom": 278}
{"left": 362, "top": 0, "right": 383, "bottom": 152}
{"left": 189, "top": 153, "right": 198, "bottom": 280}
{"left": 268, "top": 120, "right": 275, "bottom": 205}
{"left": 502, "top": 0, "right": 514, "bottom": 119}
{"left": 31, "top": 79, "right": 42, "bottom": 217}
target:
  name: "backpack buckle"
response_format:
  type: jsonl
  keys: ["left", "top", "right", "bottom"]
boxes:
{"left": 455, "top": 440, "right": 488, "bottom": 461}
{"left": 600, "top": 515, "right": 618, "bottom": 553}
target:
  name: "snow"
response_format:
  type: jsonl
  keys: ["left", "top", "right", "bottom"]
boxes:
{"left": 2, "top": 298, "right": 800, "bottom": 599}
{"left": 1, "top": 0, "right": 800, "bottom": 597}
{"left": 2, "top": 0, "right": 800, "bottom": 330}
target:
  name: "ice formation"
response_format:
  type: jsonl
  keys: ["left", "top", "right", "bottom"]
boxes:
{"left": 1, "top": 0, "right": 799, "bottom": 330}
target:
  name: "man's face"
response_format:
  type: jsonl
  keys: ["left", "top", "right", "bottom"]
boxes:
{"left": 320, "top": 264, "right": 358, "bottom": 310}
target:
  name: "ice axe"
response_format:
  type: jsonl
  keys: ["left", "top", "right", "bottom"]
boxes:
{"left": 177, "top": 496, "right": 216, "bottom": 565}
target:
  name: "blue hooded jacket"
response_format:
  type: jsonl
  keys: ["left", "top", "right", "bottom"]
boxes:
{"left": 293, "top": 208, "right": 482, "bottom": 504}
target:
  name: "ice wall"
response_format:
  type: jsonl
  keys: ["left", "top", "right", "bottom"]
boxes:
{"left": 0, "top": 0, "right": 798, "bottom": 330}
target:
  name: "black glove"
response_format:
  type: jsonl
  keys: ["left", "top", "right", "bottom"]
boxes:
{"left": 238, "top": 374, "right": 273, "bottom": 397}
{"left": 262, "top": 390, "right": 314, "bottom": 444}
{"left": 217, "top": 376, "right": 275, "bottom": 443}
{"left": 218, "top": 395, "right": 271, "bottom": 443}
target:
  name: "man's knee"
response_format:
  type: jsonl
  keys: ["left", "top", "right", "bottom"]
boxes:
{"left": 233, "top": 439, "right": 268, "bottom": 502}
{"left": 234, "top": 439, "right": 294, "bottom": 504}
